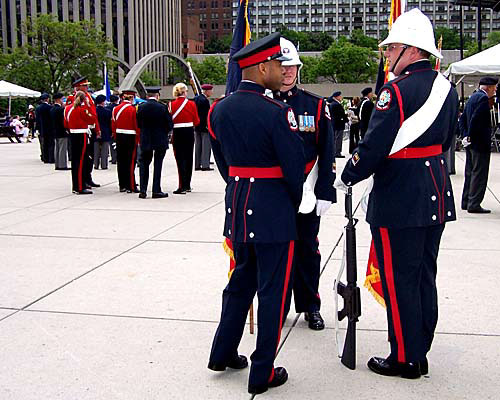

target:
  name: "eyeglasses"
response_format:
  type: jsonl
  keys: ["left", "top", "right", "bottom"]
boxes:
{"left": 384, "top": 44, "right": 408, "bottom": 52}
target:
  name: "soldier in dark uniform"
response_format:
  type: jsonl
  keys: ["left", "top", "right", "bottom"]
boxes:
{"left": 460, "top": 76, "right": 498, "bottom": 213}
{"left": 273, "top": 38, "right": 335, "bottom": 331}
{"left": 51, "top": 93, "right": 70, "bottom": 170}
{"left": 137, "top": 87, "right": 173, "bottom": 199}
{"left": 359, "top": 87, "right": 375, "bottom": 140}
{"left": 107, "top": 95, "right": 120, "bottom": 164}
{"left": 328, "top": 90, "right": 348, "bottom": 158}
{"left": 335, "top": 8, "right": 459, "bottom": 379}
{"left": 194, "top": 83, "right": 214, "bottom": 171}
{"left": 36, "top": 93, "right": 54, "bottom": 163}
{"left": 207, "top": 33, "right": 305, "bottom": 395}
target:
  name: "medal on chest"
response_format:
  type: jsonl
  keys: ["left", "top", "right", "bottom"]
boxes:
{"left": 298, "top": 112, "right": 315, "bottom": 133}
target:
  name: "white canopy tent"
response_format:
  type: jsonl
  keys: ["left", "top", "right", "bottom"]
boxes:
{"left": 445, "top": 44, "right": 500, "bottom": 83}
{"left": 0, "top": 80, "right": 41, "bottom": 116}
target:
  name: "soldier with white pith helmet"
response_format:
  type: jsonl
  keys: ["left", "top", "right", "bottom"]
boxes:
{"left": 335, "top": 8, "right": 459, "bottom": 379}
{"left": 273, "top": 37, "right": 336, "bottom": 332}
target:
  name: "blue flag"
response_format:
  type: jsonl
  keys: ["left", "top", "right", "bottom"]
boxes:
{"left": 225, "top": 0, "right": 251, "bottom": 96}
{"left": 103, "top": 62, "right": 111, "bottom": 102}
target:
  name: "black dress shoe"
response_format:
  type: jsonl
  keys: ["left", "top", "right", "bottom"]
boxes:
{"left": 138, "top": 192, "right": 147, "bottom": 199}
{"left": 76, "top": 189, "right": 93, "bottom": 195}
{"left": 89, "top": 181, "right": 101, "bottom": 188}
{"left": 183, "top": 187, "right": 192, "bottom": 192}
{"left": 152, "top": 192, "right": 168, "bottom": 199}
{"left": 468, "top": 207, "right": 491, "bottom": 214}
{"left": 195, "top": 167, "right": 202, "bottom": 171}
{"left": 367, "top": 357, "right": 421, "bottom": 379}
{"left": 208, "top": 355, "right": 248, "bottom": 372}
{"left": 127, "top": 188, "right": 140, "bottom": 193}
{"left": 119, "top": 187, "right": 127, "bottom": 192}
{"left": 201, "top": 167, "right": 214, "bottom": 171}
{"left": 248, "top": 367, "right": 288, "bottom": 394}
{"left": 173, "top": 189, "right": 186, "bottom": 194}
{"left": 304, "top": 311, "right": 325, "bottom": 331}
{"left": 420, "top": 358, "right": 428, "bottom": 375}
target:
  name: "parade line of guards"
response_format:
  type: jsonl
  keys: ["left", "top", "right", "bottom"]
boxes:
{"left": 62, "top": 77, "right": 214, "bottom": 197}
{"left": 46, "top": 7, "right": 492, "bottom": 395}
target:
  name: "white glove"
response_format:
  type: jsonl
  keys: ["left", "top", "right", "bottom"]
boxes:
{"left": 462, "top": 136, "right": 471, "bottom": 148}
{"left": 334, "top": 176, "right": 349, "bottom": 193}
{"left": 315, "top": 199, "right": 332, "bottom": 216}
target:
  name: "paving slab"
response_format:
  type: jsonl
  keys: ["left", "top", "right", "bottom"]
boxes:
{"left": 263, "top": 327, "right": 500, "bottom": 400}
{"left": 0, "top": 311, "right": 253, "bottom": 400}
{"left": 0, "top": 236, "right": 138, "bottom": 308}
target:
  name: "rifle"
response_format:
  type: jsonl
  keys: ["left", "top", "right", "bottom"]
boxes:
{"left": 334, "top": 187, "right": 361, "bottom": 370}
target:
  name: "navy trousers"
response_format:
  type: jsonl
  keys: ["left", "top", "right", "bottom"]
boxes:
{"left": 371, "top": 224, "right": 445, "bottom": 364}
{"left": 209, "top": 241, "right": 295, "bottom": 388}
{"left": 293, "top": 211, "right": 321, "bottom": 313}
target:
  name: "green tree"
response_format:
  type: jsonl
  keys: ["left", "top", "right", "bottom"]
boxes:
{"left": 0, "top": 15, "right": 114, "bottom": 94}
{"left": 140, "top": 70, "right": 161, "bottom": 86}
{"left": 189, "top": 56, "right": 227, "bottom": 85}
{"left": 277, "top": 25, "right": 333, "bottom": 51}
{"left": 350, "top": 29, "right": 378, "bottom": 50}
{"left": 299, "top": 56, "right": 321, "bottom": 84}
{"left": 317, "top": 37, "right": 378, "bottom": 83}
{"left": 434, "top": 27, "right": 461, "bottom": 50}
{"left": 203, "top": 35, "right": 232, "bottom": 53}
{"left": 486, "top": 31, "right": 500, "bottom": 47}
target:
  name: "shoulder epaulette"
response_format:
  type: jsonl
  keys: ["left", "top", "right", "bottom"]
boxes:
{"left": 261, "top": 95, "right": 287, "bottom": 109}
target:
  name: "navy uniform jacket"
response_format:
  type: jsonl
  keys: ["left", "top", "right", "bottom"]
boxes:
{"left": 329, "top": 99, "right": 348, "bottom": 131}
{"left": 209, "top": 81, "right": 305, "bottom": 243}
{"left": 342, "top": 60, "right": 459, "bottom": 228}
{"left": 359, "top": 96, "right": 374, "bottom": 136}
{"left": 35, "top": 102, "right": 53, "bottom": 137}
{"left": 274, "top": 86, "right": 336, "bottom": 203}
{"left": 194, "top": 93, "right": 211, "bottom": 132}
{"left": 136, "top": 99, "right": 173, "bottom": 151}
{"left": 50, "top": 104, "right": 67, "bottom": 139}
{"left": 96, "top": 105, "right": 113, "bottom": 142}
{"left": 458, "top": 89, "right": 492, "bottom": 153}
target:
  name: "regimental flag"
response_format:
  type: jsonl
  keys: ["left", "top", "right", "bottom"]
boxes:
{"left": 225, "top": 0, "right": 252, "bottom": 96}
{"left": 223, "top": 0, "right": 252, "bottom": 276}
{"left": 103, "top": 62, "right": 111, "bottom": 102}
{"left": 366, "top": 0, "right": 407, "bottom": 308}
{"left": 435, "top": 35, "right": 443, "bottom": 71}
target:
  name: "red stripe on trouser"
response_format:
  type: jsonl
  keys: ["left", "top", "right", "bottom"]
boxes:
{"left": 78, "top": 134, "right": 87, "bottom": 191}
{"left": 269, "top": 240, "right": 294, "bottom": 383}
{"left": 130, "top": 143, "right": 137, "bottom": 189}
{"left": 380, "top": 228, "right": 406, "bottom": 363}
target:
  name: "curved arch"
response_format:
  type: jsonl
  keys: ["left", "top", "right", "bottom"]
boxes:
{"left": 118, "top": 51, "right": 202, "bottom": 98}
{"left": 108, "top": 55, "right": 147, "bottom": 96}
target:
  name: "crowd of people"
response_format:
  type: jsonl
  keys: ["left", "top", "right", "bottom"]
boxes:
{"left": 26, "top": 78, "right": 215, "bottom": 197}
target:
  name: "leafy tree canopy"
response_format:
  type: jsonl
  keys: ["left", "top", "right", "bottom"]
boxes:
{"left": 0, "top": 15, "right": 115, "bottom": 94}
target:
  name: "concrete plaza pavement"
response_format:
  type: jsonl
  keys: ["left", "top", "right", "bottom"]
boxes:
{"left": 0, "top": 139, "right": 499, "bottom": 400}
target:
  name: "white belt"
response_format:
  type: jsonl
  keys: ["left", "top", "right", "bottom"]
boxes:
{"left": 173, "top": 122, "right": 194, "bottom": 128}
{"left": 70, "top": 129, "right": 88, "bottom": 133}
{"left": 116, "top": 128, "right": 136, "bottom": 135}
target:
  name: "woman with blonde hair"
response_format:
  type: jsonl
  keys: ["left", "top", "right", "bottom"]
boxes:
{"left": 169, "top": 83, "right": 200, "bottom": 194}
{"left": 65, "top": 91, "right": 98, "bottom": 194}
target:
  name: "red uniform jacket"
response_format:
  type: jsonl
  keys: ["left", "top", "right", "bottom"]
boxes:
{"left": 169, "top": 96, "right": 200, "bottom": 128}
{"left": 111, "top": 101, "right": 140, "bottom": 143}
{"left": 70, "top": 90, "right": 101, "bottom": 133}
{"left": 64, "top": 104, "right": 98, "bottom": 132}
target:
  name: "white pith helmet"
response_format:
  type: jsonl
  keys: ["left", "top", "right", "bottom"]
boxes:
{"left": 280, "top": 37, "right": 303, "bottom": 68}
{"left": 379, "top": 8, "right": 442, "bottom": 59}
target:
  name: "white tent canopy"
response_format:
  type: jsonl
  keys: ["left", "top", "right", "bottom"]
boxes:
{"left": 0, "top": 80, "right": 41, "bottom": 116}
{"left": 445, "top": 44, "right": 500, "bottom": 78}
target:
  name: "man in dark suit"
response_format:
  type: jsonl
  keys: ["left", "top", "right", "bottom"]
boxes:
{"left": 36, "top": 93, "right": 54, "bottom": 163}
{"left": 94, "top": 95, "right": 113, "bottom": 170}
{"left": 460, "top": 76, "right": 498, "bottom": 213}
{"left": 328, "top": 91, "right": 348, "bottom": 157}
{"left": 136, "top": 87, "right": 173, "bottom": 199}
{"left": 194, "top": 84, "right": 214, "bottom": 171}
{"left": 359, "top": 87, "right": 375, "bottom": 139}
{"left": 51, "top": 93, "right": 70, "bottom": 170}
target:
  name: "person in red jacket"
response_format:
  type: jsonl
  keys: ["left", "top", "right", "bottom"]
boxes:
{"left": 65, "top": 91, "right": 98, "bottom": 194}
{"left": 112, "top": 89, "right": 140, "bottom": 193}
{"left": 169, "top": 83, "right": 200, "bottom": 194}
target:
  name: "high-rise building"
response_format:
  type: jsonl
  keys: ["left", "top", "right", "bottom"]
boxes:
{"left": 182, "top": 1, "right": 205, "bottom": 56}
{"left": 185, "top": 0, "right": 233, "bottom": 42}
{"left": 0, "top": 0, "right": 182, "bottom": 84}
{"left": 239, "top": 0, "right": 500, "bottom": 41}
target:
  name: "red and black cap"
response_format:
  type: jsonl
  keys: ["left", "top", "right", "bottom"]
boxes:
{"left": 72, "top": 77, "right": 89, "bottom": 87}
{"left": 232, "top": 32, "right": 291, "bottom": 69}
